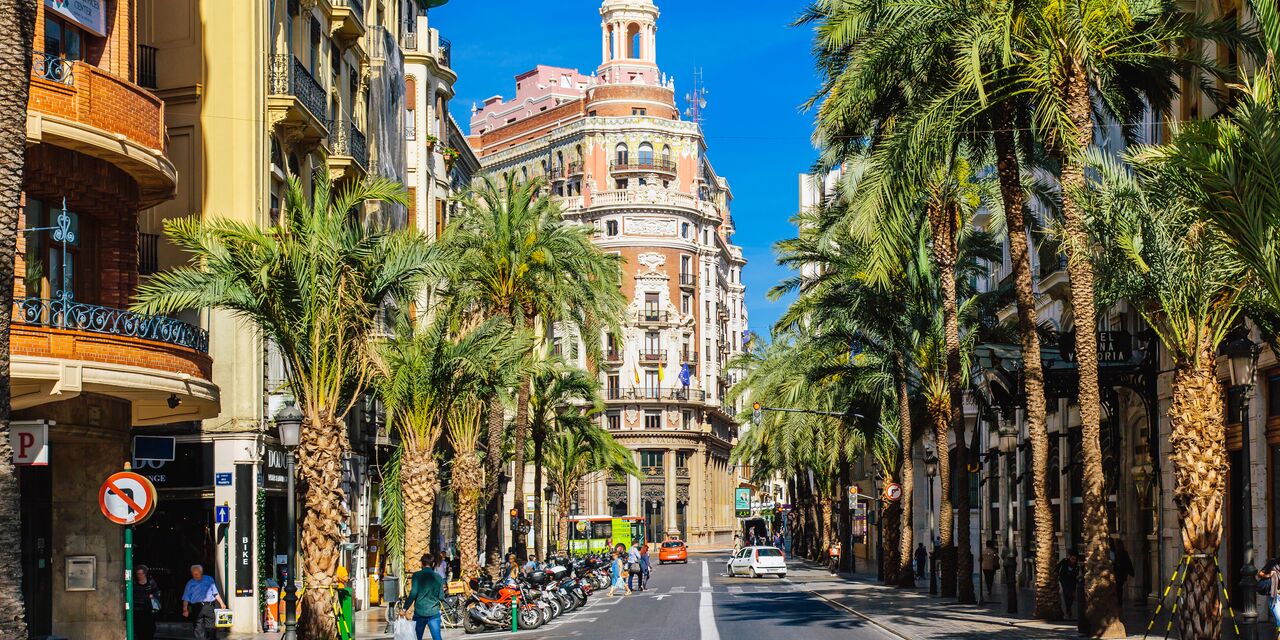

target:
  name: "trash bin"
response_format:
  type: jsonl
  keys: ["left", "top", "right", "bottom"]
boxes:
{"left": 335, "top": 587, "right": 354, "bottom": 640}
{"left": 382, "top": 575, "right": 400, "bottom": 609}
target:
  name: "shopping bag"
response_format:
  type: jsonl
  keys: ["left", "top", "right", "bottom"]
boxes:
{"left": 393, "top": 616, "right": 417, "bottom": 640}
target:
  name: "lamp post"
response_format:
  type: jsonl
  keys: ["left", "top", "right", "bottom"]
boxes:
{"left": 997, "top": 418, "right": 1019, "bottom": 615}
{"left": 1227, "top": 334, "right": 1260, "bottom": 629}
{"left": 544, "top": 486, "right": 557, "bottom": 556}
{"left": 275, "top": 399, "right": 304, "bottom": 640}
{"left": 925, "top": 448, "right": 939, "bottom": 596}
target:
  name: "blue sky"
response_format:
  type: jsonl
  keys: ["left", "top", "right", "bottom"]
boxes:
{"left": 429, "top": 0, "right": 820, "bottom": 337}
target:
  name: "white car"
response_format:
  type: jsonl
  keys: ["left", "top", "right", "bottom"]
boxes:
{"left": 726, "top": 546, "right": 788, "bottom": 578}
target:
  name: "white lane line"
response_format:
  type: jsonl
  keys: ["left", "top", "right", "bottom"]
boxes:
{"left": 699, "top": 561, "right": 721, "bottom": 640}
{"left": 727, "top": 586, "right": 743, "bottom": 594}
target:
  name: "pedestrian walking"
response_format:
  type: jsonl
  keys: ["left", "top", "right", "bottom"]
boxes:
{"left": 1256, "top": 554, "right": 1280, "bottom": 629}
{"left": 640, "top": 544, "right": 652, "bottom": 591}
{"left": 914, "top": 543, "right": 928, "bottom": 579}
{"left": 607, "top": 551, "right": 631, "bottom": 596}
{"left": 980, "top": 541, "right": 999, "bottom": 597}
{"left": 1057, "top": 553, "right": 1079, "bottom": 618}
{"left": 403, "top": 553, "right": 445, "bottom": 640}
{"left": 133, "top": 565, "right": 160, "bottom": 640}
{"left": 1112, "top": 539, "right": 1134, "bottom": 607}
{"left": 627, "top": 542, "right": 643, "bottom": 591}
{"left": 733, "top": 532, "right": 743, "bottom": 554}
{"left": 433, "top": 552, "right": 450, "bottom": 581}
{"left": 180, "top": 564, "right": 225, "bottom": 640}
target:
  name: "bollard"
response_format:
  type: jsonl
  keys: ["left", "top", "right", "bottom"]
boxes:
{"left": 511, "top": 594, "right": 519, "bottom": 632}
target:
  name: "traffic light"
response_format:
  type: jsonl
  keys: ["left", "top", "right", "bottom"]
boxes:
{"left": 752, "top": 402, "right": 762, "bottom": 425}
{"left": 509, "top": 508, "right": 520, "bottom": 531}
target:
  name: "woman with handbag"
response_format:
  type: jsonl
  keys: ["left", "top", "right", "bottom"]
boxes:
{"left": 133, "top": 565, "right": 161, "bottom": 640}
{"left": 607, "top": 550, "right": 631, "bottom": 596}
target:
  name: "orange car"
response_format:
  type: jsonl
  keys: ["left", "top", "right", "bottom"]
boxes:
{"left": 658, "top": 539, "right": 688, "bottom": 564}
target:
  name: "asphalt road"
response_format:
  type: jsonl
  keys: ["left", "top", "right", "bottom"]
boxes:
{"left": 481, "top": 552, "right": 898, "bottom": 640}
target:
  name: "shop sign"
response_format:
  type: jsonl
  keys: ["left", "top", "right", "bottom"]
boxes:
{"left": 234, "top": 464, "right": 254, "bottom": 596}
{"left": 262, "top": 445, "right": 289, "bottom": 490}
{"left": 1059, "top": 330, "right": 1133, "bottom": 364}
{"left": 11, "top": 422, "right": 49, "bottom": 465}
{"left": 134, "top": 441, "right": 211, "bottom": 488}
{"left": 44, "top": 0, "right": 106, "bottom": 37}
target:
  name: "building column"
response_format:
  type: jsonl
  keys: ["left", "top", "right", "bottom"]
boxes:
{"left": 664, "top": 449, "right": 677, "bottom": 537}
{"left": 629, "top": 449, "right": 641, "bottom": 515}
{"left": 602, "top": 23, "right": 609, "bottom": 62}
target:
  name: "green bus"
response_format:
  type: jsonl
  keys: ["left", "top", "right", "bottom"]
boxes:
{"left": 563, "top": 515, "right": 646, "bottom": 554}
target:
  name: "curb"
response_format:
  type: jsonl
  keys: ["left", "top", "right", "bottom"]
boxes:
{"left": 802, "top": 587, "right": 913, "bottom": 640}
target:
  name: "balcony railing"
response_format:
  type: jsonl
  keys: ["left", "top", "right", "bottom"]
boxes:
{"left": 604, "top": 350, "right": 623, "bottom": 364}
{"left": 680, "top": 351, "right": 698, "bottom": 363}
{"left": 642, "top": 465, "right": 664, "bottom": 478}
{"left": 14, "top": 297, "right": 209, "bottom": 353}
{"left": 605, "top": 387, "right": 707, "bottom": 402}
{"left": 138, "top": 45, "right": 158, "bottom": 89}
{"left": 639, "top": 349, "right": 666, "bottom": 362}
{"left": 612, "top": 158, "right": 677, "bottom": 174}
{"left": 328, "top": 119, "right": 369, "bottom": 170}
{"left": 438, "top": 36, "right": 452, "bottom": 68}
{"left": 32, "top": 51, "right": 74, "bottom": 85}
{"left": 269, "top": 54, "right": 328, "bottom": 125}
{"left": 341, "top": 0, "right": 364, "bottom": 23}
{"left": 637, "top": 310, "right": 671, "bottom": 324}
{"left": 679, "top": 272, "right": 696, "bottom": 287}
{"left": 567, "top": 160, "right": 584, "bottom": 176}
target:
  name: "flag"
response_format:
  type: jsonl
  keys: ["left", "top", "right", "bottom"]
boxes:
{"left": 633, "top": 362, "right": 640, "bottom": 384}
{"left": 679, "top": 364, "right": 691, "bottom": 387}
{"left": 658, "top": 364, "right": 665, "bottom": 383}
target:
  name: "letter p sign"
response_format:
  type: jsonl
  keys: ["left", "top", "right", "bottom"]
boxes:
{"left": 10, "top": 423, "right": 49, "bottom": 466}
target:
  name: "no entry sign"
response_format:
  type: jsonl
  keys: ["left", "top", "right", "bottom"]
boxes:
{"left": 99, "top": 471, "right": 158, "bottom": 525}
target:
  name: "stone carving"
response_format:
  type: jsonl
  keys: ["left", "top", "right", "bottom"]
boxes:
{"left": 640, "top": 485, "right": 666, "bottom": 501}
{"left": 607, "top": 484, "right": 628, "bottom": 505}
{"left": 624, "top": 405, "right": 639, "bottom": 424}
{"left": 624, "top": 216, "right": 677, "bottom": 237}
{"left": 637, "top": 252, "right": 665, "bottom": 272}
{"left": 676, "top": 485, "right": 690, "bottom": 504}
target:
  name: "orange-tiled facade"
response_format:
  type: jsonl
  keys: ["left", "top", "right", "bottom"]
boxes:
{"left": 469, "top": 0, "right": 749, "bottom": 548}
{"left": 16, "top": 2, "right": 218, "bottom": 638}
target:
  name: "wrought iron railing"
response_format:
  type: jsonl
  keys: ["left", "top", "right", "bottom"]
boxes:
{"left": 604, "top": 387, "right": 707, "bottom": 401}
{"left": 438, "top": 36, "right": 451, "bottom": 68}
{"left": 138, "top": 45, "right": 158, "bottom": 88}
{"left": 612, "top": 159, "right": 677, "bottom": 174}
{"left": 639, "top": 349, "right": 665, "bottom": 362}
{"left": 348, "top": 121, "right": 368, "bottom": 169}
{"left": 32, "top": 51, "right": 74, "bottom": 85}
{"left": 679, "top": 273, "right": 696, "bottom": 287}
{"left": 637, "top": 310, "right": 670, "bottom": 324}
{"left": 566, "top": 161, "right": 584, "bottom": 175}
{"left": 340, "top": 0, "right": 364, "bottom": 24}
{"left": 14, "top": 297, "right": 209, "bottom": 353}
{"left": 268, "top": 54, "right": 328, "bottom": 125}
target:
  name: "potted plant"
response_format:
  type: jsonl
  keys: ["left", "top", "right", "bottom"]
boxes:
{"left": 441, "top": 145, "right": 460, "bottom": 167}
{"left": 422, "top": 133, "right": 439, "bottom": 150}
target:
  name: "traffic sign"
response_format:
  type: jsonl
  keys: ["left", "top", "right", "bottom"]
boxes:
{"left": 883, "top": 482, "right": 902, "bottom": 502}
{"left": 99, "top": 471, "right": 158, "bottom": 525}
{"left": 215, "top": 472, "right": 232, "bottom": 486}
{"left": 215, "top": 504, "right": 230, "bottom": 524}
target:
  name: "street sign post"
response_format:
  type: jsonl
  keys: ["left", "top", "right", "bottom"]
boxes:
{"left": 883, "top": 482, "right": 902, "bottom": 502}
{"left": 100, "top": 466, "right": 158, "bottom": 640}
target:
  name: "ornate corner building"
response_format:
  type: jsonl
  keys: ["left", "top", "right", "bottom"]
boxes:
{"left": 467, "top": 0, "right": 748, "bottom": 548}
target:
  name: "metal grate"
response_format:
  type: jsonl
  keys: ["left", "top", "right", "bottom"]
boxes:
{"left": 139, "top": 232, "right": 159, "bottom": 275}
{"left": 138, "top": 45, "right": 158, "bottom": 88}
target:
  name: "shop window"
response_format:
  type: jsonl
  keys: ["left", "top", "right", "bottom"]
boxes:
{"left": 43, "top": 16, "right": 83, "bottom": 61}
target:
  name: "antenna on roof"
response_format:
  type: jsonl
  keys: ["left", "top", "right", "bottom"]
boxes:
{"left": 683, "top": 68, "right": 708, "bottom": 126}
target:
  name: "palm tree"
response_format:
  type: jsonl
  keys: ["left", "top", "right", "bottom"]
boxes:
{"left": 0, "top": 1, "right": 37, "bottom": 634}
{"left": 445, "top": 174, "right": 624, "bottom": 564}
{"left": 542, "top": 419, "right": 639, "bottom": 550}
{"left": 1083, "top": 150, "right": 1249, "bottom": 639}
{"left": 133, "top": 175, "right": 434, "bottom": 639}
{"left": 448, "top": 400, "right": 489, "bottom": 582}
{"left": 528, "top": 360, "right": 599, "bottom": 558}
{"left": 375, "top": 310, "right": 522, "bottom": 576}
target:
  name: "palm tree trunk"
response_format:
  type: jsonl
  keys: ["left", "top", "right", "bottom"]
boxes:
{"left": 1059, "top": 58, "right": 1124, "bottom": 638}
{"left": 400, "top": 446, "right": 438, "bottom": 576}
{"left": 931, "top": 401, "right": 955, "bottom": 597}
{"left": 483, "top": 395, "right": 505, "bottom": 578}
{"left": 1170, "top": 345, "right": 1227, "bottom": 640}
{"left": 993, "top": 109, "right": 1062, "bottom": 619}
{"left": 532, "top": 424, "right": 545, "bottom": 559}
{"left": 896, "top": 355, "right": 916, "bottom": 587}
{"left": 455, "top": 452, "right": 485, "bottom": 583}
{"left": 882, "top": 499, "right": 901, "bottom": 585}
{"left": 297, "top": 413, "right": 349, "bottom": 640}
{"left": 820, "top": 495, "right": 835, "bottom": 552}
{"left": 0, "top": 2, "right": 36, "bottom": 636}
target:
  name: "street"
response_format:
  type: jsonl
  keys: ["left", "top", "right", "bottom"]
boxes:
{"left": 462, "top": 553, "right": 896, "bottom": 640}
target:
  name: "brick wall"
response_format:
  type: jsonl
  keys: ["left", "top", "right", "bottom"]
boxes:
{"left": 584, "top": 84, "right": 677, "bottom": 118}
{"left": 474, "top": 99, "right": 586, "bottom": 156}
{"left": 11, "top": 323, "right": 213, "bottom": 380}
{"left": 28, "top": 62, "right": 165, "bottom": 151}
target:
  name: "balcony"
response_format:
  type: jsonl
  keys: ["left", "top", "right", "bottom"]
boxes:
{"left": 679, "top": 272, "right": 696, "bottom": 289}
{"left": 567, "top": 160, "right": 584, "bottom": 176}
{"left": 1038, "top": 246, "right": 1069, "bottom": 297}
{"left": 639, "top": 349, "right": 666, "bottom": 363}
{"left": 26, "top": 52, "right": 175, "bottom": 207}
{"left": 636, "top": 309, "right": 672, "bottom": 326}
{"left": 268, "top": 54, "right": 330, "bottom": 144}
{"left": 438, "top": 36, "right": 452, "bottom": 68}
{"left": 603, "top": 349, "right": 623, "bottom": 366}
{"left": 328, "top": 118, "right": 369, "bottom": 179}
{"left": 680, "top": 350, "right": 698, "bottom": 365}
{"left": 612, "top": 158, "right": 677, "bottom": 176}
{"left": 605, "top": 387, "right": 707, "bottom": 402}
{"left": 587, "top": 188, "right": 719, "bottom": 219}
{"left": 11, "top": 298, "right": 218, "bottom": 425}
{"left": 331, "top": 0, "right": 366, "bottom": 40}
{"left": 642, "top": 465, "right": 665, "bottom": 479}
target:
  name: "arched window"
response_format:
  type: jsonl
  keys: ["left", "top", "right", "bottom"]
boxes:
{"left": 615, "top": 143, "right": 629, "bottom": 165}
{"left": 627, "top": 23, "right": 641, "bottom": 59}
{"left": 522, "top": 166, "right": 529, "bottom": 182}
{"left": 661, "top": 145, "right": 671, "bottom": 165}
{"left": 540, "top": 160, "right": 547, "bottom": 176}
{"left": 556, "top": 151, "right": 564, "bottom": 171}
{"left": 575, "top": 144, "right": 583, "bottom": 160}
{"left": 638, "top": 142, "right": 654, "bottom": 165}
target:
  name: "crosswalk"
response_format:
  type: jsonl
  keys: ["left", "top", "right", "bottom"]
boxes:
{"left": 628, "top": 582, "right": 803, "bottom": 596}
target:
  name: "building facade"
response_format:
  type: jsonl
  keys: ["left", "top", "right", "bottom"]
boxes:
{"left": 17, "top": 1, "right": 221, "bottom": 637}
{"left": 468, "top": 0, "right": 748, "bottom": 549}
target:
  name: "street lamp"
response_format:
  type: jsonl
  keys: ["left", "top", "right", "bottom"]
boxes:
{"left": 1227, "top": 334, "right": 1260, "bottom": 627}
{"left": 544, "top": 485, "right": 557, "bottom": 555}
{"left": 275, "top": 399, "right": 304, "bottom": 640}
{"left": 997, "top": 417, "right": 1019, "bottom": 615}
{"left": 924, "top": 448, "right": 939, "bottom": 596}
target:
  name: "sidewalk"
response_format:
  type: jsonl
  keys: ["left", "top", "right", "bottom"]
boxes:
{"left": 786, "top": 561, "right": 1163, "bottom": 639}
{"left": 163, "top": 606, "right": 461, "bottom": 639}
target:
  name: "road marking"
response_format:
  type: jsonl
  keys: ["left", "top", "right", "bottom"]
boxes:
{"left": 670, "top": 586, "right": 686, "bottom": 593}
{"left": 699, "top": 561, "right": 720, "bottom": 640}
{"left": 727, "top": 586, "right": 743, "bottom": 594}
{"left": 650, "top": 593, "right": 670, "bottom": 601}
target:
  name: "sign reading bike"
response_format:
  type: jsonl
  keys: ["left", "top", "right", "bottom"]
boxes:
{"left": 99, "top": 471, "right": 158, "bottom": 525}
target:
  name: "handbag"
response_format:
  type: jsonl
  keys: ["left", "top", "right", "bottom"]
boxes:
{"left": 1257, "top": 575, "right": 1272, "bottom": 596}
{"left": 628, "top": 561, "right": 641, "bottom": 574}
{"left": 393, "top": 617, "right": 418, "bottom": 640}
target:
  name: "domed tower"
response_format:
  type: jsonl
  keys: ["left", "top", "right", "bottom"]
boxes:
{"left": 599, "top": 0, "right": 660, "bottom": 84}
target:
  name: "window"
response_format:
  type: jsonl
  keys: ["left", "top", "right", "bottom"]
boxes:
{"left": 607, "top": 411, "right": 621, "bottom": 430}
{"left": 615, "top": 179, "right": 628, "bottom": 190}
{"left": 1268, "top": 373, "right": 1280, "bottom": 418}
{"left": 645, "top": 331, "right": 660, "bottom": 352}
{"left": 607, "top": 374, "right": 620, "bottom": 398}
{"left": 44, "top": 16, "right": 84, "bottom": 61}
{"left": 606, "top": 219, "right": 619, "bottom": 236}
{"left": 681, "top": 412, "right": 692, "bottom": 431}
{"left": 681, "top": 294, "right": 691, "bottom": 315}
{"left": 681, "top": 222, "right": 690, "bottom": 239}
{"left": 644, "top": 292, "right": 660, "bottom": 317}
{"left": 676, "top": 451, "right": 690, "bottom": 467}
{"left": 24, "top": 199, "right": 88, "bottom": 303}
{"left": 615, "top": 143, "right": 629, "bottom": 165}
{"left": 638, "top": 142, "right": 653, "bottom": 164}
{"left": 589, "top": 110, "right": 597, "bottom": 117}
{"left": 632, "top": 108, "right": 647, "bottom": 116}
{"left": 662, "top": 145, "right": 672, "bottom": 164}
{"left": 644, "top": 371, "right": 659, "bottom": 394}
{"left": 704, "top": 229, "right": 710, "bottom": 245}
{"left": 641, "top": 450, "right": 663, "bottom": 466}
{"left": 644, "top": 411, "right": 662, "bottom": 429}
{"left": 681, "top": 255, "right": 692, "bottom": 275}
